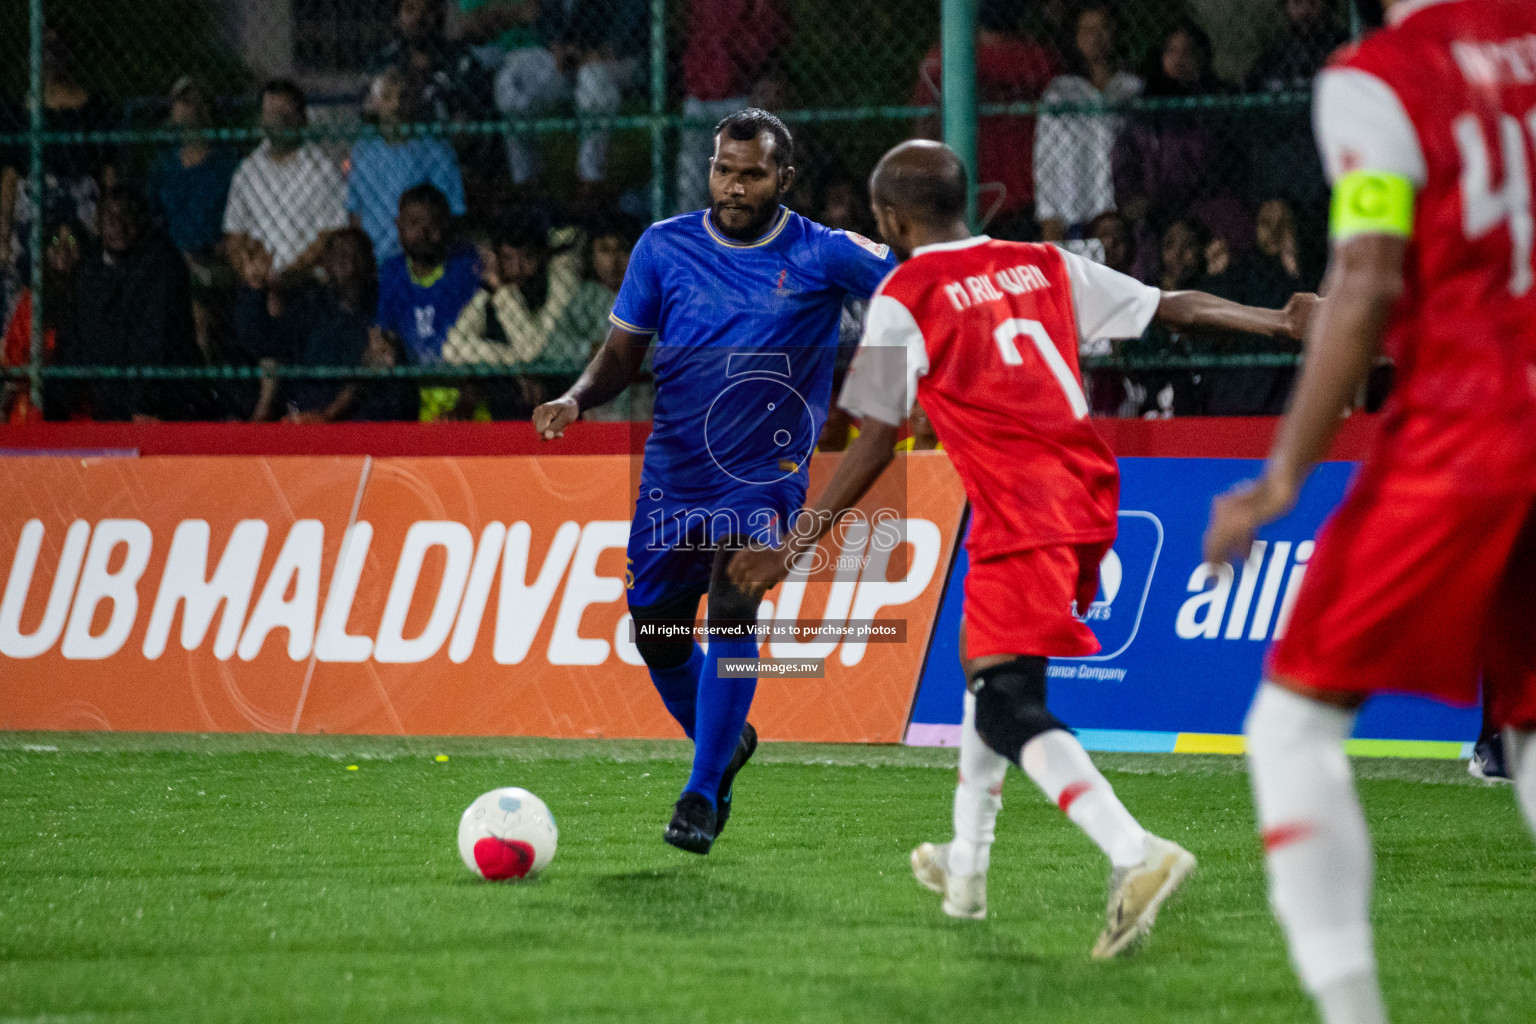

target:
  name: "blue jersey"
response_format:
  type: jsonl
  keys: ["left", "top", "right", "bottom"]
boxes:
{"left": 611, "top": 207, "right": 895, "bottom": 506}
{"left": 376, "top": 246, "right": 481, "bottom": 363}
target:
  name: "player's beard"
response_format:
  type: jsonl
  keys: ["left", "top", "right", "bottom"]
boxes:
{"left": 710, "top": 192, "right": 783, "bottom": 242}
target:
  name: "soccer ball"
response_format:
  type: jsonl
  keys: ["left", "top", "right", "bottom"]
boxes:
{"left": 458, "top": 787, "right": 558, "bottom": 881}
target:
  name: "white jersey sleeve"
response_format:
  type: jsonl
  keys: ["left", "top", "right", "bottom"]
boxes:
{"left": 1056, "top": 247, "right": 1161, "bottom": 348}
{"left": 1312, "top": 67, "right": 1427, "bottom": 187}
{"left": 837, "top": 293, "right": 930, "bottom": 427}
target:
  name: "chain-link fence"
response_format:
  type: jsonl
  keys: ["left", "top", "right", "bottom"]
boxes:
{"left": 0, "top": 0, "right": 1354, "bottom": 424}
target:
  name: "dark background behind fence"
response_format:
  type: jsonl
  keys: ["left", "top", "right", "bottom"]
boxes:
{"left": 0, "top": 0, "right": 1359, "bottom": 425}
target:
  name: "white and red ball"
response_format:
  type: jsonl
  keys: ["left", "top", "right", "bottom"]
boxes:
{"left": 458, "top": 787, "right": 558, "bottom": 881}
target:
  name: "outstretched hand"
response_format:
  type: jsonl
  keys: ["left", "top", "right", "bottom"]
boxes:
{"left": 532, "top": 396, "right": 580, "bottom": 440}
{"left": 1282, "top": 293, "right": 1321, "bottom": 343}
{"left": 1203, "top": 475, "right": 1298, "bottom": 566}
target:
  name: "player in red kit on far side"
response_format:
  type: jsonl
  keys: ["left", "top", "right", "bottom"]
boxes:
{"left": 1205, "top": 2, "right": 1536, "bottom": 1022}
{"left": 730, "top": 140, "right": 1317, "bottom": 958}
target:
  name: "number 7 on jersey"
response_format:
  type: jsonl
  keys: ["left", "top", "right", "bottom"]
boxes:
{"left": 992, "top": 318, "right": 1090, "bottom": 419}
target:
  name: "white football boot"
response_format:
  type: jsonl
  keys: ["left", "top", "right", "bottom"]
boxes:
{"left": 910, "top": 842, "right": 987, "bottom": 920}
{"left": 1091, "top": 834, "right": 1196, "bottom": 958}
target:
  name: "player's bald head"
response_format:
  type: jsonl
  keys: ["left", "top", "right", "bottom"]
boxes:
{"left": 869, "top": 141, "right": 968, "bottom": 226}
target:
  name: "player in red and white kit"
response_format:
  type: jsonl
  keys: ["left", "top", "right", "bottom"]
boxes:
{"left": 1204, "top": 2, "right": 1536, "bottom": 1021}
{"left": 729, "top": 140, "right": 1316, "bottom": 957}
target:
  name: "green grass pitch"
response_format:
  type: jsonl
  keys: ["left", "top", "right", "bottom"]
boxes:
{"left": 2, "top": 733, "right": 1532, "bottom": 1023}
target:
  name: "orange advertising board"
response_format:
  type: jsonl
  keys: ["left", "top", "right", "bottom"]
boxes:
{"left": 0, "top": 453, "right": 966, "bottom": 742}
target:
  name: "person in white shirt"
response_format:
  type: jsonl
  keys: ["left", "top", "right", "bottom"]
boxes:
{"left": 222, "top": 80, "right": 348, "bottom": 279}
{"left": 1033, "top": 2, "right": 1142, "bottom": 243}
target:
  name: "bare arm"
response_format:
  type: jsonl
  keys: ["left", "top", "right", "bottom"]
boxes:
{"left": 727, "top": 418, "right": 900, "bottom": 593}
{"left": 1203, "top": 235, "right": 1404, "bottom": 563}
{"left": 1155, "top": 289, "right": 1317, "bottom": 342}
{"left": 530, "top": 324, "right": 649, "bottom": 439}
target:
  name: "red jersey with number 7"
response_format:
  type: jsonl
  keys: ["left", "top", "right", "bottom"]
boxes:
{"left": 838, "top": 236, "right": 1160, "bottom": 559}
{"left": 1319, "top": 0, "right": 1536, "bottom": 493}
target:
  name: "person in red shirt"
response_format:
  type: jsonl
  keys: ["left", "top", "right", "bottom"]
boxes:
{"left": 911, "top": 0, "right": 1059, "bottom": 236}
{"left": 1, "top": 218, "right": 80, "bottom": 423}
{"left": 675, "top": 0, "right": 790, "bottom": 213}
{"left": 730, "top": 139, "right": 1314, "bottom": 957}
{"left": 1205, "top": 2, "right": 1536, "bottom": 1021}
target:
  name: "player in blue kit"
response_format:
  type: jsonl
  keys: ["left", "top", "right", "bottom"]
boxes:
{"left": 533, "top": 109, "right": 895, "bottom": 853}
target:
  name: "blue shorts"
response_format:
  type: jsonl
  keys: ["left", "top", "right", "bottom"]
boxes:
{"left": 625, "top": 476, "right": 805, "bottom": 609}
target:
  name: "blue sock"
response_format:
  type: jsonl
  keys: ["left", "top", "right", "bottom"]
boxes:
{"left": 683, "top": 638, "right": 758, "bottom": 807}
{"left": 648, "top": 643, "right": 703, "bottom": 739}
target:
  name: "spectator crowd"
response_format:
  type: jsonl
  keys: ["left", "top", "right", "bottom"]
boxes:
{"left": 0, "top": 0, "right": 1349, "bottom": 426}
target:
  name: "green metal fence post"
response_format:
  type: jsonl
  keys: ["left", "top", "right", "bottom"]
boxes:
{"left": 27, "top": 0, "right": 44, "bottom": 414}
{"left": 649, "top": 0, "right": 667, "bottom": 223}
{"left": 940, "top": 0, "right": 978, "bottom": 230}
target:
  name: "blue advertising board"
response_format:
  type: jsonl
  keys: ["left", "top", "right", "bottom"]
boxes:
{"left": 905, "top": 458, "right": 1482, "bottom": 754}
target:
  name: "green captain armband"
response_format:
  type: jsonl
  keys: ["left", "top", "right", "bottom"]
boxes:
{"left": 1330, "top": 170, "right": 1415, "bottom": 241}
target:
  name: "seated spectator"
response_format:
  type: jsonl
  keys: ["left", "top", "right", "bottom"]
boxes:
{"left": 376, "top": 183, "right": 481, "bottom": 419}
{"left": 237, "top": 228, "right": 417, "bottom": 423}
{"left": 1078, "top": 210, "right": 1139, "bottom": 416}
{"left": 1, "top": 26, "right": 116, "bottom": 321}
{"left": 57, "top": 188, "right": 201, "bottom": 421}
{"left": 914, "top": 0, "right": 1060, "bottom": 238}
{"left": 223, "top": 79, "right": 348, "bottom": 279}
{"left": 1090, "top": 209, "right": 1135, "bottom": 276}
{"left": 148, "top": 77, "right": 239, "bottom": 358}
{"left": 445, "top": 207, "right": 617, "bottom": 418}
{"left": 1197, "top": 197, "right": 1306, "bottom": 415}
{"left": 494, "top": 0, "right": 648, "bottom": 190}
{"left": 674, "top": 0, "right": 790, "bottom": 213}
{"left": 1116, "top": 215, "right": 1210, "bottom": 419}
{"left": 1113, "top": 20, "right": 1248, "bottom": 280}
{"left": 1, "top": 215, "right": 80, "bottom": 423}
{"left": 348, "top": 67, "right": 468, "bottom": 263}
{"left": 1033, "top": 2, "right": 1142, "bottom": 243}
{"left": 371, "top": 0, "right": 494, "bottom": 123}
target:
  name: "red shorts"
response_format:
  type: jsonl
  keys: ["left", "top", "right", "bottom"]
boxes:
{"left": 962, "top": 540, "right": 1110, "bottom": 661}
{"left": 1269, "top": 476, "right": 1536, "bottom": 729}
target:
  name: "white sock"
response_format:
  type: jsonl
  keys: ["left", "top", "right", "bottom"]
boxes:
{"left": 1020, "top": 729, "right": 1149, "bottom": 869}
{"left": 1245, "top": 681, "right": 1383, "bottom": 1024}
{"left": 950, "top": 691, "right": 1008, "bottom": 876}
{"left": 1316, "top": 973, "right": 1388, "bottom": 1024}
{"left": 1507, "top": 729, "right": 1536, "bottom": 837}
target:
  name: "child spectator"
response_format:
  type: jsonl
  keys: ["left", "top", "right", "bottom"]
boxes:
{"left": 223, "top": 79, "right": 349, "bottom": 279}
{"left": 375, "top": 183, "right": 480, "bottom": 419}
{"left": 348, "top": 67, "right": 467, "bottom": 263}
{"left": 1033, "top": 3, "right": 1142, "bottom": 243}
{"left": 236, "top": 227, "right": 417, "bottom": 423}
